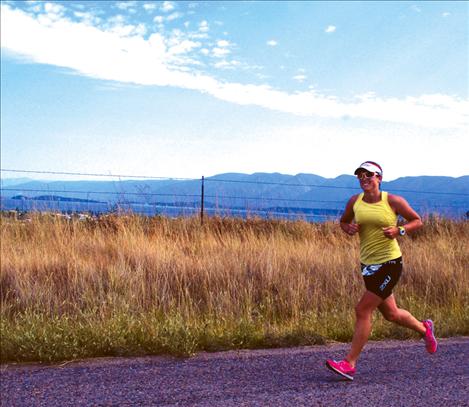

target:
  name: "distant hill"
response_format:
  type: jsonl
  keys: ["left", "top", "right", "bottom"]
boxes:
{"left": 0, "top": 177, "right": 33, "bottom": 187}
{"left": 1, "top": 173, "right": 468, "bottom": 218}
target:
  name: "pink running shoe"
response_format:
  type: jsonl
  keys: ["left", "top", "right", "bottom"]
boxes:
{"left": 423, "top": 319, "right": 437, "bottom": 353}
{"left": 325, "top": 359, "right": 356, "bottom": 381}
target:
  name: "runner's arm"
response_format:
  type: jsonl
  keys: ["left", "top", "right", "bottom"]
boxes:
{"left": 383, "top": 194, "right": 423, "bottom": 238}
{"left": 340, "top": 195, "right": 360, "bottom": 236}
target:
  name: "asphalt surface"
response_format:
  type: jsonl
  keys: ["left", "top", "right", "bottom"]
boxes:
{"left": 1, "top": 337, "right": 468, "bottom": 407}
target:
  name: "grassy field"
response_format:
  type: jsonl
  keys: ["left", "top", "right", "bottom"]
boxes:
{"left": 1, "top": 214, "right": 468, "bottom": 363}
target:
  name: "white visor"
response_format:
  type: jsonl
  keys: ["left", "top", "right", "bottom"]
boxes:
{"left": 354, "top": 162, "right": 383, "bottom": 176}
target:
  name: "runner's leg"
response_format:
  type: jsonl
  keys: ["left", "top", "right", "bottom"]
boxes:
{"left": 378, "top": 294, "right": 426, "bottom": 335}
{"left": 345, "top": 290, "right": 383, "bottom": 367}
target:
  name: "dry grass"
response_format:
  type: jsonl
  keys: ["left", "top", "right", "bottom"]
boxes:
{"left": 1, "top": 214, "right": 468, "bottom": 362}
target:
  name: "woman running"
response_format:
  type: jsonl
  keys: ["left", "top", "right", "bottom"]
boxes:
{"left": 326, "top": 161, "right": 437, "bottom": 381}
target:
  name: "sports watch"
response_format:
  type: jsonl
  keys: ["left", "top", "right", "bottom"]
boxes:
{"left": 398, "top": 226, "right": 406, "bottom": 236}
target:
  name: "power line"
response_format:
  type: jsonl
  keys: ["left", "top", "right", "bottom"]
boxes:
{"left": 2, "top": 192, "right": 465, "bottom": 220}
{"left": 0, "top": 188, "right": 200, "bottom": 199}
{"left": 205, "top": 177, "right": 360, "bottom": 190}
{"left": 1, "top": 188, "right": 466, "bottom": 210}
{"left": 2, "top": 168, "right": 468, "bottom": 197}
{"left": 0, "top": 200, "right": 339, "bottom": 219}
{"left": 385, "top": 188, "right": 468, "bottom": 196}
{"left": 202, "top": 207, "right": 337, "bottom": 219}
{"left": 0, "top": 188, "right": 347, "bottom": 205}
{"left": 205, "top": 195, "right": 346, "bottom": 204}
{"left": 0, "top": 168, "right": 194, "bottom": 181}
{"left": 205, "top": 178, "right": 469, "bottom": 196}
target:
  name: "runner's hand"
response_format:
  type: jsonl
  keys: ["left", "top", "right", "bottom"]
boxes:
{"left": 382, "top": 226, "right": 398, "bottom": 239}
{"left": 342, "top": 223, "right": 360, "bottom": 236}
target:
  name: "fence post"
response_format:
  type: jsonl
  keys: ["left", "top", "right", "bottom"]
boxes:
{"left": 200, "top": 175, "right": 205, "bottom": 225}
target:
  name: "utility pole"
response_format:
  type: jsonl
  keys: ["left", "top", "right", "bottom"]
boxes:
{"left": 200, "top": 175, "right": 205, "bottom": 225}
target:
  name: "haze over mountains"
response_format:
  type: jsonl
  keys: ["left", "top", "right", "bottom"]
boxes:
{"left": 1, "top": 172, "right": 468, "bottom": 219}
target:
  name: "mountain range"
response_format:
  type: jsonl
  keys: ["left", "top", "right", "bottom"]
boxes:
{"left": 1, "top": 173, "right": 468, "bottom": 219}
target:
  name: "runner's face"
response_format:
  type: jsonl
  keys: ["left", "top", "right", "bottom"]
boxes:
{"left": 357, "top": 171, "right": 380, "bottom": 191}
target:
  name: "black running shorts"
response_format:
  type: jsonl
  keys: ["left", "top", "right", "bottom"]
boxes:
{"left": 361, "top": 257, "right": 403, "bottom": 299}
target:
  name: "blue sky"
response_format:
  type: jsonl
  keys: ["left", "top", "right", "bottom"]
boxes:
{"left": 1, "top": 1, "right": 468, "bottom": 181}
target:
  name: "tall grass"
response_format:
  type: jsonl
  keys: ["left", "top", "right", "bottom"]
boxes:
{"left": 1, "top": 214, "right": 468, "bottom": 363}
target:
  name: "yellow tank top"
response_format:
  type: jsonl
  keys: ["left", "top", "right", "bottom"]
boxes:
{"left": 353, "top": 191, "right": 402, "bottom": 265}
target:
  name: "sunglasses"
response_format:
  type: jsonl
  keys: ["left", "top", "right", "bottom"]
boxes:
{"left": 356, "top": 171, "right": 376, "bottom": 180}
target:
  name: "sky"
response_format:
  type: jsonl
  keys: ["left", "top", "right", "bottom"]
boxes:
{"left": 1, "top": 0, "right": 468, "bottom": 182}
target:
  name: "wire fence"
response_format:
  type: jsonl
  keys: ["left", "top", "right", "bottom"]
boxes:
{"left": 1, "top": 168, "right": 468, "bottom": 222}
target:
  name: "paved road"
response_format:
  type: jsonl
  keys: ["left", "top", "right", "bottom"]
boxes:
{"left": 1, "top": 337, "right": 468, "bottom": 406}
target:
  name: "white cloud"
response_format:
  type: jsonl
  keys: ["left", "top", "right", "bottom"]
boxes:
{"left": 293, "top": 74, "right": 307, "bottom": 82}
{"left": 199, "top": 20, "right": 209, "bottom": 32}
{"left": 188, "top": 32, "right": 208, "bottom": 40}
{"left": 116, "top": 1, "right": 137, "bottom": 10}
{"left": 107, "top": 14, "right": 125, "bottom": 25}
{"left": 134, "top": 23, "right": 147, "bottom": 37}
{"left": 29, "top": 3, "right": 43, "bottom": 13}
{"left": 44, "top": 2, "right": 65, "bottom": 15}
{"left": 143, "top": 3, "right": 157, "bottom": 11}
{"left": 1, "top": 4, "right": 467, "bottom": 130}
{"left": 167, "top": 12, "right": 182, "bottom": 21}
{"left": 169, "top": 28, "right": 183, "bottom": 39}
{"left": 161, "top": 1, "right": 175, "bottom": 13}
{"left": 73, "top": 11, "right": 101, "bottom": 25}
{"left": 267, "top": 39, "right": 277, "bottom": 46}
{"left": 411, "top": 5, "right": 422, "bottom": 13}
{"left": 212, "top": 47, "right": 230, "bottom": 57}
{"left": 168, "top": 39, "right": 201, "bottom": 55}
{"left": 152, "top": 12, "right": 182, "bottom": 24}
{"left": 40, "top": 2, "right": 65, "bottom": 21}
{"left": 153, "top": 15, "right": 164, "bottom": 24}
{"left": 325, "top": 25, "right": 336, "bottom": 33}
{"left": 102, "top": 14, "right": 148, "bottom": 37}
{"left": 442, "top": 12, "right": 451, "bottom": 17}
{"left": 71, "top": 3, "right": 85, "bottom": 10}
{"left": 110, "top": 23, "right": 145, "bottom": 37}
{"left": 216, "top": 39, "right": 230, "bottom": 47}
{"left": 213, "top": 60, "right": 240, "bottom": 69}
